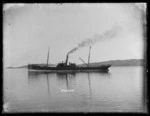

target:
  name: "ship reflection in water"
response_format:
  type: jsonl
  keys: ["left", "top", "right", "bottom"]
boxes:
{"left": 56, "top": 73, "right": 76, "bottom": 91}
{"left": 28, "top": 71, "right": 111, "bottom": 97}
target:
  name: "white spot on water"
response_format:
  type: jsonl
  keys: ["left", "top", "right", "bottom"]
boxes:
{"left": 61, "top": 89, "right": 74, "bottom": 92}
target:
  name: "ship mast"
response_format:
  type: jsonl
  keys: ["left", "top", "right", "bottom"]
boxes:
{"left": 47, "top": 46, "right": 50, "bottom": 67}
{"left": 88, "top": 46, "right": 91, "bottom": 67}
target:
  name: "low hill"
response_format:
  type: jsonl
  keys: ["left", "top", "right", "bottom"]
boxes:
{"left": 78, "top": 59, "right": 144, "bottom": 67}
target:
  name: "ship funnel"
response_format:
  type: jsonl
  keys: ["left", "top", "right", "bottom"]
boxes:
{"left": 65, "top": 54, "right": 69, "bottom": 65}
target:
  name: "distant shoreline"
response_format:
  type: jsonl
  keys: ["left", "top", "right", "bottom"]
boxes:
{"left": 7, "top": 59, "right": 144, "bottom": 69}
{"left": 7, "top": 65, "right": 144, "bottom": 69}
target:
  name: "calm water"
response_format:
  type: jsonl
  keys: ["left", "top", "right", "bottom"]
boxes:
{"left": 3, "top": 66, "right": 147, "bottom": 112}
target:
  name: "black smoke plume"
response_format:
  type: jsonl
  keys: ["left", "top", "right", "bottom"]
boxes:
{"left": 67, "top": 25, "right": 122, "bottom": 55}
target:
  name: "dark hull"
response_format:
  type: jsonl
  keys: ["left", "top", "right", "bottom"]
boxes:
{"left": 28, "top": 65, "right": 111, "bottom": 73}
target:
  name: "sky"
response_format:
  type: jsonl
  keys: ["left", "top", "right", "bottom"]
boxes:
{"left": 3, "top": 3, "right": 146, "bottom": 67}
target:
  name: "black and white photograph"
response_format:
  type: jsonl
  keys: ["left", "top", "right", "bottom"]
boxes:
{"left": 3, "top": 3, "right": 147, "bottom": 113}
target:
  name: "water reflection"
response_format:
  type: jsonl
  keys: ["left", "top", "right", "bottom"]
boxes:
{"left": 28, "top": 71, "right": 111, "bottom": 95}
{"left": 56, "top": 73, "right": 76, "bottom": 91}
{"left": 87, "top": 73, "right": 92, "bottom": 97}
{"left": 46, "top": 74, "right": 50, "bottom": 95}
{"left": 28, "top": 72, "right": 53, "bottom": 96}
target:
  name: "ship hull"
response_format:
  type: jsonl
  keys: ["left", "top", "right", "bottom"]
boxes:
{"left": 28, "top": 65, "right": 111, "bottom": 73}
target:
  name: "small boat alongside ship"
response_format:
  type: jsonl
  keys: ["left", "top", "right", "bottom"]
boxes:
{"left": 28, "top": 46, "right": 111, "bottom": 72}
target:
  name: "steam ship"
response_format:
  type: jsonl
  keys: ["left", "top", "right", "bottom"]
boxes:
{"left": 28, "top": 46, "right": 111, "bottom": 72}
